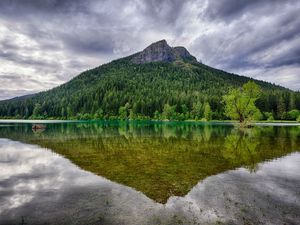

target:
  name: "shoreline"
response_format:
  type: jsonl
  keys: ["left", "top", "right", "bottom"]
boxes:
{"left": 0, "top": 119, "right": 300, "bottom": 126}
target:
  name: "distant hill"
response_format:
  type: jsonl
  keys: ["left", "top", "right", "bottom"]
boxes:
{"left": 2, "top": 93, "right": 36, "bottom": 102}
{"left": 0, "top": 40, "right": 299, "bottom": 120}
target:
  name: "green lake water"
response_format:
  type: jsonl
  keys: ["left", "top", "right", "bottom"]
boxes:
{"left": 0, "top": 120, "right": 299, "bottom": 224}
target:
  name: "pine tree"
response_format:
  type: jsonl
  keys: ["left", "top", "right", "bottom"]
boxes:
{"left": 277, "top": 96, "right": 286, "bottom": 120}
{"left": 32, "top": 103, "right": 42, "bottom": 117}
{"left": 289, "top": 93, "right": 296, "bottom": 111}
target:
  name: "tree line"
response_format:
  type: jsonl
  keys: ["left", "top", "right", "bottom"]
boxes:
{"left": 0, "top": 59, "right": 300, "bottom": 121}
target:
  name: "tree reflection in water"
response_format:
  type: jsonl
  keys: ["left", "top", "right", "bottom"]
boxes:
{"left": 0, "top": 121, "right": 299, "bottom": 203}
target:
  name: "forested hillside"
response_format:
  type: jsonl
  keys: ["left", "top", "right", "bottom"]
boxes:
{"left": 0, "top": 40, "right": 300, "bottom": 121}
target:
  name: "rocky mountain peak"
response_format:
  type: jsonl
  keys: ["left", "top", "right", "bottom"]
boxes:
{"left": 132, "top": 40, "right": 197, "bottom": 64}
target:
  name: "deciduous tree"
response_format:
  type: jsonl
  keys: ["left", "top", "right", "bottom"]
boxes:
{"left": 222, "top": 81, "right": 261, "bottom": 125}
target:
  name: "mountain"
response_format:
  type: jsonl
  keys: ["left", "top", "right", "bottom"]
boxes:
{"left": 0, "top": 40, "right": 299, "bottom": 120}
{"left": 132, "top": 40, "right": 197, "bottom": 64}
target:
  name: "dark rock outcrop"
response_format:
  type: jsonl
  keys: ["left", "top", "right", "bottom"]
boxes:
{"left": 173, "top": 46, "right": 197, "bottom": 61}
{"left": 132, "top": 40, "right": 197, "bottom": 64}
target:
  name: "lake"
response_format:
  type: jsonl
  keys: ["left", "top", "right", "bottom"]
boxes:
{"left": 0, "top": 120, "right": 299, "bottom": 225}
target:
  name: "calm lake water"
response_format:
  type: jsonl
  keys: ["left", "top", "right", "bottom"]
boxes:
{"left": 0, "top": 120, "right": 299, "bottom": 225}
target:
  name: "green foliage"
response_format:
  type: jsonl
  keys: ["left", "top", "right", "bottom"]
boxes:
{"left": 94, "top": 108, "right": 104, "bottom": 119}
{"left": 67, "top": 104, "right": 72, "bottom": 119}
{"left": 289, "top": 93, "right": 296, "bottom": 110}
{"left": 277, "top": 96, "right": 286, "bottom": 120}
{"left": 263, "top": 112, "right": 274, "bottom": 121}
{"left": 253, "top": 110, "right": 263, "bottom": 121}
{"left": 162, "top": 104, "right": 176, "bottom": 120}
{"left": 180, "top": 104, "right": 189, "bottom": 120}
{"left": 204, "top": 102, "right": 212, "bottom": 121}
{"left": 287, "top": 109, "right": 300, "bottom": 121}
{"left": 191, "top": 102, "right": 203, "bottom": 120}
{"left": 118, "top": 105, "right": 129, "bottom": 120}
{"left": 222, "top": 81, "right": 261, "bottom": 124}
{"left": 32, "top": 103, "right": 42, "bottom": 117}
{"left": 76, "top": 113, "right": 93, "bottom": 120}
{"left": 0, "top": 57, "right": 299, "bottom": 121}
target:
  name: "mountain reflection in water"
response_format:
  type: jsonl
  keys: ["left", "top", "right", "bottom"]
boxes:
{"left": 0, "top": 121, "right": 300, "bottom": 224}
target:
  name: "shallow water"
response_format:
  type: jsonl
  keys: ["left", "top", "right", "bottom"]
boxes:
{"left": 0, "top": 121, "right": 299, "bottom": 224}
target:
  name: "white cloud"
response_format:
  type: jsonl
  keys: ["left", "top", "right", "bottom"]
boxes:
{"left": 0, "top": 0, "right": 299, "bottom": 100}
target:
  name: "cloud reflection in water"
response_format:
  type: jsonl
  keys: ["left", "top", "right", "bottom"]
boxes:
{"left": 0, "top": 138, "right": 299, "bottom": 225}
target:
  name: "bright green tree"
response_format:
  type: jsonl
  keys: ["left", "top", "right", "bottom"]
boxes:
{"left": 222, "top": 81, "right": 261, "bottom": 125}
{"left": 204, "top": 102, "right": 212, "bottom": 121}
{"left": 162, "top": 104, "right": 176, "bottom": 120}
{"left": 181, "top": 104, "right": 188, "bottom": 119}
{"left": 287, "top": 109, "right": 300, "bottom": 121}
{"left": 32, "top": 103, "right": 42, "bottom": 117}
{"left": 264, "top": 112, "right": 274, "bottom": 121}
{"left": 118, "top": 103, "right": 130, "bottom": 120}
{"left": 94, "top": 108, "right": 104, "bottom": 119}
{"left": 153, "top": 110, "right": 160, "bottom": 120}
{"left": 118, "top": 106, "right": 128, "bottom": 120}
{"left": 191, "top": 102, "right": 203, "bottom": 120}
{"left": 129, "top": 109, "right": 135, "bottom": 120}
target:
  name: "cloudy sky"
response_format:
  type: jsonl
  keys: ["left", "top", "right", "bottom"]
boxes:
{"left": 0, "top": 0, "right": 299, "bottom": 100}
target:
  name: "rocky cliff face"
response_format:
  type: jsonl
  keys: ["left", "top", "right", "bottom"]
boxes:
{"left": 132, "top": 40, "right": 197, "bottom": 64}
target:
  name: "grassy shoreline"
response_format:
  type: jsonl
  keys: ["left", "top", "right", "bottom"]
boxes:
{"left": 0, "top": 118, "right": 300, "bottom": 125}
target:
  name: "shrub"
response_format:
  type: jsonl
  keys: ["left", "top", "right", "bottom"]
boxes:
{"left": 287, "top": 109, "right": 300, "bottom": 120}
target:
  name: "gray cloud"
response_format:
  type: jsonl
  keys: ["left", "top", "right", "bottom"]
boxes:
{"left": 192, "top": 0, "right": 300, "bottom": 88}
{"left": 59, "top": 31, "right": 115, "bottom": 55}
{"left": 141, "top": 0, "right": 188, "bottom": 25}
{"left": 0, "top": 49, "right": 62, "bottom": 68}
{"left": 0, "top": 89, "right": 36, "bottom": 100}
{"left": 0, "top": 0, "right": 300, "bottom": 100}
{"left": 203, "top": 0, "right": 293, "bottom": 22}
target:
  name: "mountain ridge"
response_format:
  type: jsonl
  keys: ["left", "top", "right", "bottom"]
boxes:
{"left": 0, "top": 40, "right": 299, "bottom": 120}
